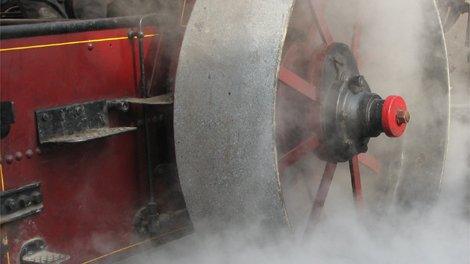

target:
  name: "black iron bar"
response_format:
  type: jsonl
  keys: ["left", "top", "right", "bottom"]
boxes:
{"left": 134, "top": 14, "right": 159, "bottom": 233}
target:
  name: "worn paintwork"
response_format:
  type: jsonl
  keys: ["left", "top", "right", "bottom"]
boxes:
{"left": 0, "top": 27, "right": 189, "bottom": 263}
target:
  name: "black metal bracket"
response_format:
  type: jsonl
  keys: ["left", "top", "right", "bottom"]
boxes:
{"left": 35, "top": 94, "right": 172, "bottom": 144}
{"left": 1, "top": 182, "right": 43, "bottom": 225}
{"left": 35, "top": 100, "right": 135, "bottom": 144}
{"left": 129, "top": 16, "right": 162, "bottom": 238}
{"left": 20, "top": 238, "right": 70, "bottom": 264}
{"left": 133, "top": 205, "right": 189, "bottom": 236}
{"left": 318, "top": 43, "right": 385, "bottom": 162}
{"left": 1, "top": 101, "right": 15, "bottom": 139}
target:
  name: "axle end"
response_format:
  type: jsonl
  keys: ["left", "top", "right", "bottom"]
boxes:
{"left": 382, "top": 95, "right": 410, "bottom": 137}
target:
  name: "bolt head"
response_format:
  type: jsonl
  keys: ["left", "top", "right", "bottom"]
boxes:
{"left": 356, "top": 75, "right": 366, "bottom": 87}
{"left": 31, "top": 191, "right": 43, "bottom": 204}
{"left": 396, "top": 110, "right": 411, "bottom": 125}
{"left": 18, "top": 195, "right": 32, "bottom": 208}
{"left": 4, "top": 198, "right": 17, "bottom": 212}
{"left": 41, "top": 113, "right": 50, "bottom": 122}
{"left": 118, "top": 102, "right": 129, "bottom": 112}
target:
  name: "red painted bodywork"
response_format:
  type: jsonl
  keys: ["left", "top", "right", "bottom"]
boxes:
{"left": 0, "top": 27, "right": 188, "bottom": 263}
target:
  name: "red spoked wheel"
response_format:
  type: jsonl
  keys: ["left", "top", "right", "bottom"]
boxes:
{"left": 276, "top": 0, "right": 411, "bottom": 236}
{"left": 175, "top": 0, "right": 449, "bottom": 237}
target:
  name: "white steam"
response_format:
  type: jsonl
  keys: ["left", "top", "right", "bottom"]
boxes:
{"left": 119, "top": 0, "right": 469, "bottom": 263}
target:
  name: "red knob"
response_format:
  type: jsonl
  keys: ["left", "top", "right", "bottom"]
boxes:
{"left": 381, "top": 95, "right": 410, "bottom": 137}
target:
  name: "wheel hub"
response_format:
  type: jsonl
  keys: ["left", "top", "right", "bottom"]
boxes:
{"left": 317, "top": 43, "right": 410, "bottom": 162}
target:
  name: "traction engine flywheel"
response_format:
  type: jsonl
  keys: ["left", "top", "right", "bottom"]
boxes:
{"left": 174, "top": 0, "right": 449, "bottom": 238}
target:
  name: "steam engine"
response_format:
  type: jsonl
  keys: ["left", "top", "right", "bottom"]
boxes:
{"left": 0, "top": 1, "right": 450, "bottom": 263}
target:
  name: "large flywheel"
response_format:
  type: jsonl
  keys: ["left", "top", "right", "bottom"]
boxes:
{"left": 174, "top": 0, "right": 449, "bottom": 237}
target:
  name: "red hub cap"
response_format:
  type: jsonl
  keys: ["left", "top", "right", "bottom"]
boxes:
{"left": 381, "top": 95, "right": 410, "bottom": 137}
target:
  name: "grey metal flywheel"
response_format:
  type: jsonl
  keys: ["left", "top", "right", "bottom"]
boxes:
{"left": 174, "top": 0, "right": 449, "bottom": 237}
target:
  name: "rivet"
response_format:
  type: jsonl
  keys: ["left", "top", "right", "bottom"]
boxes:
{"left": 31, "top": 191, "right": 43, "bottom": 204}
{"left": 15, "top": 152, "right": 23, "bottom": 161}
{"left": 5, "top": 154, "right": 14, "bottom": 164}
{"left": 36, "top": 147, "right": 42, "bottom": 155}
{"left": 87, "top": 43, "right": 94, "bottom": 51}
{"left": 25, "top": 149, "right": 34, "bottom": 158}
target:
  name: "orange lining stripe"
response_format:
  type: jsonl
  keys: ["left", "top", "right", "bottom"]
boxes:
{"left": 0, "top": 34, "right": 157, "bottom": 52}
{"left": 0, "top": 164, "right": 4, "bottom": 191}
{"left": 81, "top": 225, "right": 189, "bottom": 264}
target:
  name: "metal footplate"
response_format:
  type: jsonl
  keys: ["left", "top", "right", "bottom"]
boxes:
{"left": 35, "top": 93, "right": 173, "bottom": 144}
{"left": 20, "top": 238, "right": 69, "bottom": 264}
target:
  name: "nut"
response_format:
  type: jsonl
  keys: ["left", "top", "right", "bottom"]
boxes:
{"left": 396, "top": 110, "right": 411, "bottom": 125}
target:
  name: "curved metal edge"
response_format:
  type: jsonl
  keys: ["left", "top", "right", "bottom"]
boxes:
{"left": 273, "top": 2, "right": 296, "bottom": 232}
{"left": 393, "top": 0, "right": 451, "bottom": 211}
{"left": 433, "top": 0, "right": 452, "bottom": 194}
{"left": 174, "top": 0, "right": 295, "bottom": 233}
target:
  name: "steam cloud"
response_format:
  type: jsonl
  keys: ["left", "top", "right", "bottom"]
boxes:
{"left": 119, "top": 0, "right": 469, "bottom": 263}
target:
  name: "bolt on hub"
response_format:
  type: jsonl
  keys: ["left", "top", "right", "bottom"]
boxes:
{"left": 316, "top": 43, "right": 410, "bottom": 162}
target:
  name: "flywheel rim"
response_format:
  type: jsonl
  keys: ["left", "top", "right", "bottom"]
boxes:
{"left": 174, "top": 0, "right": 449, "bottom": 236}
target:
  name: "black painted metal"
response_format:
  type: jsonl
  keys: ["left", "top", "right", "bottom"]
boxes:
{"left": 35, "top": 100, "right": 137, "bottom": 144}
{"left": 0, "top": 182, "right": 43, "bottom": 225}
{"left": 1, "top": 101, "right": 15, "bottom": 139}
{"left": 33, "top": 94, "right": 172, "bottom": 144}
{"left": 19, "top": 238, "right": 70, "bottom": 264}
{"left": 0, "top": 15, "right": 157, "bottom": 39}
{"left": 129, "top": 14, "right": 161, "bottom": 235}
{"left": 318, "top": 43, "right": 385, "bottom": 162}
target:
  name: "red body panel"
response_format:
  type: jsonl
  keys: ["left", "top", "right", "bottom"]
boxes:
{"left": 0, "top": 27, "right": 187, "bottom": 263}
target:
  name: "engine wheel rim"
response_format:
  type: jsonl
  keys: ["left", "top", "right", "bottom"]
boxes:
{"left": 174, "top": 0, "right": 449, "bottom": 236}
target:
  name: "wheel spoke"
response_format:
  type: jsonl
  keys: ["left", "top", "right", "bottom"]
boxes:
{"left": 305, "top": 162, "right": 337, "bottom": 234}
{"left": 358, "top": 153, "right": 381, "bottom": 174}
{"left": 307, "top": 0, "right": 334, "bottom": 45}
{"left": 282, "top": 44, "right": 300, "bottom": 67}
{"left": 279, "top": 66, "right": 317, "bottom": 101}
{"left": 279, "top": 135, "right": 319, "bottom": 172}
{"left": 351, "top": 21, "right": 363, "bottom": 68}
{"left": 351, "top": 22, "right": 362, "bottom": 60}
{"left": 349, "top": 155, "right": 363, "bottom": 204}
